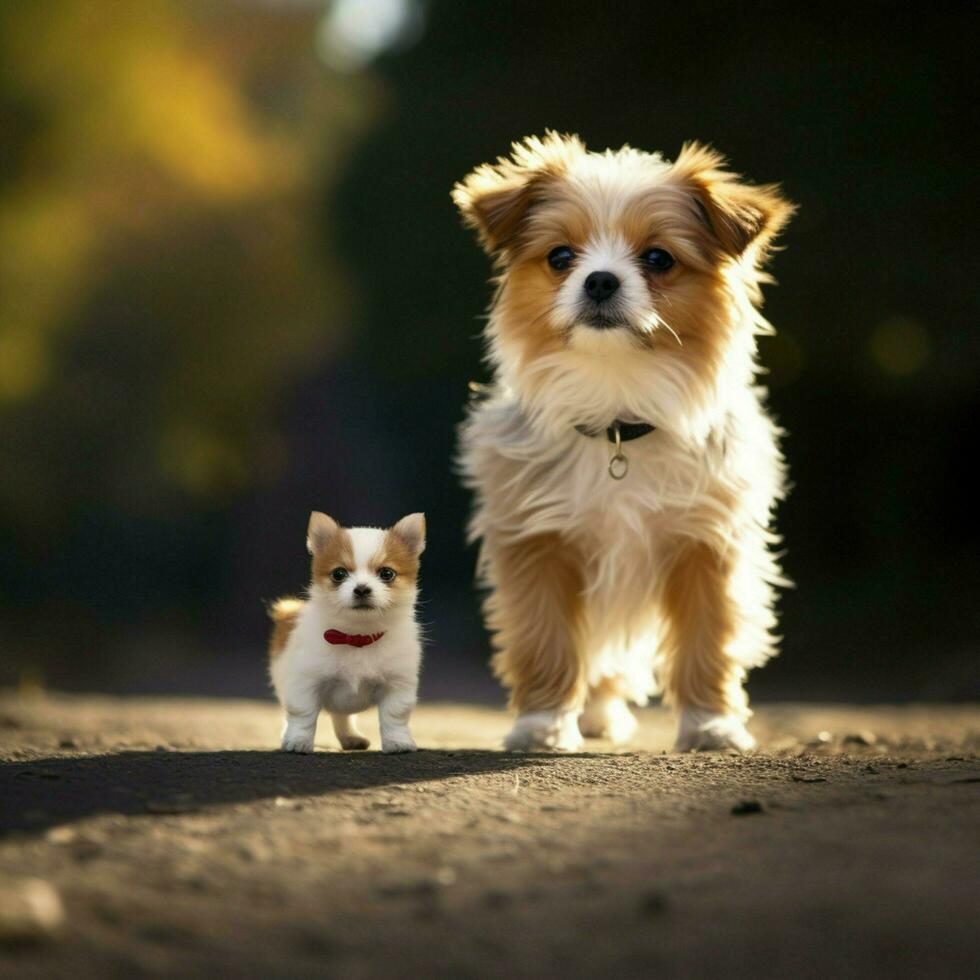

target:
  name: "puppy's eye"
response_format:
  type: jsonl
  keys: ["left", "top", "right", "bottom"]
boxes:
{"left": 330, "top": 568, "right": 348, "bottom": 583}
{"left": 377, "top": 567, "right": 396, "bottom": 583}
{"left": 642, "top": 248, "right": 675, "bottom": 271}
{"left": 547, "top": 246, "right": 575, "bottom": 271}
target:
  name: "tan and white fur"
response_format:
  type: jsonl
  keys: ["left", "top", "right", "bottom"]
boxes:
{"left": 453, "top": 133, "right": 794, "bottom": 753}
{"left": 268, "top": 512, "right": 425, "bottom": 754}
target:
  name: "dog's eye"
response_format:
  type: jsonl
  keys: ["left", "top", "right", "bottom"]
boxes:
{"left": 377, "top": 567, "right": 396, "bottom": 583}
{"left": 330, "top": 567, "right": 348, "bottom": 583}
{"left": 547, "top": 246, "right": 575, "bottom": 271}
{"left": 641, "top": 248, "right": 675, "bottom": 271}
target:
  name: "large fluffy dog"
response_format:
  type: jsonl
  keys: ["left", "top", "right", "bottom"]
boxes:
{"left": 453, "top": 133, "right": 794, "bottom": 752}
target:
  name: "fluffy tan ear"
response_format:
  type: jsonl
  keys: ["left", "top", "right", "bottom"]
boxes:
{"left": 673, "top": 142, "right": 795, "bottom": 259}
{"left": 452, "top": 131, "right": 585, "bottom": 256}
{"left": 307, "top": 511, "right": 339, "bottom": 554}
{"left": 390, "top": 512, "right": 426, "bottom": 556}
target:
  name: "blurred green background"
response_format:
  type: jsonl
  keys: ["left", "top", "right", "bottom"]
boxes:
{"left": 1, "top": 1, "right": 976, "bottom": 702}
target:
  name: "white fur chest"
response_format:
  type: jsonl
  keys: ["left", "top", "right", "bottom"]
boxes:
{"left": 269, "top": 603, "right": 421, "bottom": 714}
{"left": 574, "top": 429, "right": 721, "bottom": 526}
{"left": 465, "top": 397, "right": 732, "bottom": 550}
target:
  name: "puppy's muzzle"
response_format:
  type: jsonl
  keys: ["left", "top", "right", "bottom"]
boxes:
{"left": 352, "top": 583, "right": 374, "bottom": 609}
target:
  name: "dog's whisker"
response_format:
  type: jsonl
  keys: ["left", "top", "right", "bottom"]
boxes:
{"left": 638, "top": 304, "right": 683, "bottom": 348}
{"left": 660, "top": 320, "right": 683, "bottom": 348}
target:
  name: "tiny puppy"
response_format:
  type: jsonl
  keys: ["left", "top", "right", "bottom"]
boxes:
{"left": 268, "top": 512, "right": 425, "bottom": 754}
{"left": 453, "top": 133, "right": 794, "bottom": 753}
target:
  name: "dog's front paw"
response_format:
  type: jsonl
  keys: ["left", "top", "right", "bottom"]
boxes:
{"left": 675, "top": 707, "right": 756, "bottom": 753}
{"left": 579, "top": 696, "right": 638, "bottom": 744}
{"left": 281, "top": 733, "right": 315, "bottom": 754}
{"left": 381, "top": 734, "right": 417, "bottom": 754}
{"left": 505, "top": 709, "right": 583, "bottom": 752}
{"left": 338, "top": 734, "right": 370, "bottom": 751}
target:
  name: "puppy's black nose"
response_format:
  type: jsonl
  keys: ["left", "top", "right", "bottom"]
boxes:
{"left": 584, "top": 271, "right": 620, "bottom": 303}
{"left": 352, "top": 584, "right": 372, "bottom": 598}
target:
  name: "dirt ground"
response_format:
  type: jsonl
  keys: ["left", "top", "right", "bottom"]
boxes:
{"left": 1, "top": 694, "right": 978, "bottom": 979}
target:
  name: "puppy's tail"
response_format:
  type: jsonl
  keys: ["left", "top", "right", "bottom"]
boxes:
{"left": 267, "top": 597, "right": 304, "bottom": 659}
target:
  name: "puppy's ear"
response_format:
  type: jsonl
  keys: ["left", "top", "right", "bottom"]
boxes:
{"left": 673, "top": 142, "right": 795, "bottom": 259}
{"left": 390, "top": 512, "right": 426, "bottom": 556}
{"left": 452, "top": 131, "right": 585, "bottom": 257}
{"left": 307, "top": 511, "right": 340, "bottom": 555}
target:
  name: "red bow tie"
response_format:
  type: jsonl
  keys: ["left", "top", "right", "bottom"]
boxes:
{"left": 324, "top": 629, "right": 385, "bottom": 648}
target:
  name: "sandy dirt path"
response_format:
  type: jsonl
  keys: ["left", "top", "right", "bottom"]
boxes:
{"left": 1, "top": 694, "right": 978, "bottom": 978}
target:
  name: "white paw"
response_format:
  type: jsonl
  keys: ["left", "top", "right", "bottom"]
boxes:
{"left": 281, "top": 733, "right": 315, "bottom": 754}
{"left": 338, "top": 735, "right": 370, "bottom": 751}
{"left": 579, "top": 696, "right": 638, "bottom": 744}
{"left": 675, "top": 706, "right": 756, "bottom": 753}
{"left": 381, "top": 735, "right": 417, "bottom": 754}
{"left": 505, "top": 709, "right": 583, "bottom": 752}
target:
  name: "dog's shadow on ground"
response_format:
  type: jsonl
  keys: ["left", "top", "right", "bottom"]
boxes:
{"left": 1, "top": 749, "right": 602, "bottom": 837}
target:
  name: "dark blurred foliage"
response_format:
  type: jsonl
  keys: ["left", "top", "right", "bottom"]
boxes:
{"left": 1, "top": 1, "right": 977, "bottom": 701}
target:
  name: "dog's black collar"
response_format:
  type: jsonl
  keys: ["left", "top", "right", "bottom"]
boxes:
{"left": 574, "top": 420, "right": 656, "bottom": 443}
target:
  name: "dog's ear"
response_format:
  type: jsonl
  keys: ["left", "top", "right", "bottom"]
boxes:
{"left": 673, "top": 142, "right": 795, "bottom": 259}
{"left": 390, "top": 512, "right": 426, "bottom": 556}
{"left": 307, "top": 511, "right": 340, "bottom": 555}
{"left": 452, "top": 131, "right": 585, "bottom": 258}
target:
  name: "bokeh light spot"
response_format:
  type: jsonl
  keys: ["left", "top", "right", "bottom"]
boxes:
{"left": 317, "top": 0, "right": 425, "bottom": 72}
{"left": 869, "top": 316, "right": 931, "bottom": 378}
{"left": 158, "top": 425, "right": 247, "bottom": 498}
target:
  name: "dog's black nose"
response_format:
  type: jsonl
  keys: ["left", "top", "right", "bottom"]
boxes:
{"left": 584, "top": 271, "right": 620, "bottom": 303}
{"left": 352, "top": 584, "right": 372, "bottom": 598}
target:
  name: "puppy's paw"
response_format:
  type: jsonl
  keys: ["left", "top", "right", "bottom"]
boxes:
{"left": 675, "top": 707, "right": 756, "bottom": 754}
{"left": 381, "top": 734, "right": 417, "bottom": 754}
{"left": 280, "top": 733, "right": 315, "bottom": 754}
{"left": 579, "top": 695, "right": 638, "bottom": 744}
{"left": 338, "top": 734, "right": 370, "bottom": 751}
{"left": 505, "top": 709, "right": 583, "bottom": 752}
